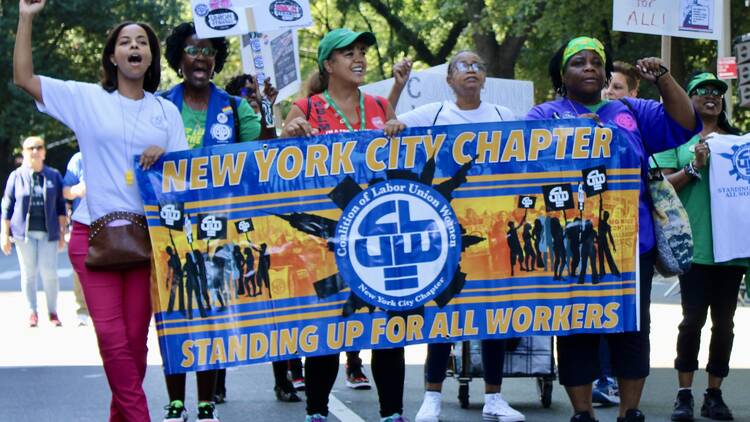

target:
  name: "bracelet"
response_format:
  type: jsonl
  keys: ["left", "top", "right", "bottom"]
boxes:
{"left": 654, "top": 65, "right": 669, "bottom": 82}
{"left": 684, "top": 161, "right": 702, "bottom": 180}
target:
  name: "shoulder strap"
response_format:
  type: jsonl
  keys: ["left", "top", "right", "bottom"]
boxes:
{"left": 374, "top": 96, "right": 386, "bottom": 114}
{"left": 494, "top": 106, "right": 505, "bottom": 121}
{"left": 229, "top": 96, "right": 240, "bottom": 142}
{"left": 431, "top": 103, "right": 445, "bottom": 126}
{"left": 306, "top": 96, "right": 312, "bottom": 121}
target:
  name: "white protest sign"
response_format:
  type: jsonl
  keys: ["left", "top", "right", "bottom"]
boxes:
{"left": 192, "top": 0, "right": 311, "bottom": 38}
{"left": 240, "top": 29, "right": 301, "bottom": 102}
{"left": 612, "top": 0, "right": 723, "bottom": 41}
{"left": 360, "top": 65, "right": 535, "bottom": 119}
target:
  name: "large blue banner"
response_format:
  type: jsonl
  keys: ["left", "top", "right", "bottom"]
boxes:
{"left": 136, "top": 119, "right": 642, "bottom": 374}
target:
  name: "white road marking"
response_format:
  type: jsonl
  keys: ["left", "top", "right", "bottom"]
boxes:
{"left": 329, "top": 393, "right": 366, "bottom": 422}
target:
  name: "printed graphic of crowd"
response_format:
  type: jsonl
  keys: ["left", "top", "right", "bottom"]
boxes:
{"left": 464, "top": 166, "right": 626, "bottom": 284}
{"left": 7, "top": 1, "right": 750, "bottom": 422}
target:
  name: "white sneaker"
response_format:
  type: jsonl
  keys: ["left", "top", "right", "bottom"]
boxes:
{"left": 415, "top": 391, "right": 441, "bottom": 422}
{"left": 482, "top": 393, "right": 525, "bottom": 422}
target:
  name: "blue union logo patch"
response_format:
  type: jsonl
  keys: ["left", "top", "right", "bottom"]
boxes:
{"left": 720, "top": 142, "right": 750, "bottom": 183}
{"left": 334, "top": 180, "right": 461, "bottom": 310}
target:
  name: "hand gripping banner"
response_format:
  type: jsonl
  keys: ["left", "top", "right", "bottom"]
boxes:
{"left": 136, "top": 119, "right": 642, "bottom": 374}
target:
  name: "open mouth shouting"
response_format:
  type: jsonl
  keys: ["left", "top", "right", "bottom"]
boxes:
{"left": 128, "top": 53, "right": 144, "bottom": 66}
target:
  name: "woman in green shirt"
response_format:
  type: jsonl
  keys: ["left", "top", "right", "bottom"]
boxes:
{"left": 653, "top": 71, "right": 747, "bottom": 422}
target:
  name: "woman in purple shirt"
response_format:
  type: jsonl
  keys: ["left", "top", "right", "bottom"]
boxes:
{"left": 526, "top": 37, "right": 700, "bottom": 422}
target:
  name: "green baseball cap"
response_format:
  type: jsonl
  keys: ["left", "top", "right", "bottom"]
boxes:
{"left": 317, "top": 28, "right": 376, "bottom": 69}
{"left": 686, "top": 72, "right": 728, "bottom": 96}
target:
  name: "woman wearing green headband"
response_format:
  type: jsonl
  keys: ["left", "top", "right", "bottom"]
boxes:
{"left": 280, "top": 28, "right": 406, "bottom": 422}
{"left": 652, "top": 71, "right": 745, "bottom": 422}
{"left": 527, "top": 36, "right": 700, "bottom": 422}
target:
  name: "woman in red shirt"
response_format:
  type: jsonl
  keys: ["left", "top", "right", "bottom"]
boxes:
{"left": 281, "top": 29, "right": 406, "bottom": 422}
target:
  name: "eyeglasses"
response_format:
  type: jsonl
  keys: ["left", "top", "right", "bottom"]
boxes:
{"left": 184, "top": 45, "right": 217, "bottom": 58}
{"left": 24, "top": 145, "right": 44, "bottom": 151}
{"left": 453, "top": 61, "right": 486, "bottom": 73}
{"left": 692, "top": 87, "right": 723, "bottom": 97}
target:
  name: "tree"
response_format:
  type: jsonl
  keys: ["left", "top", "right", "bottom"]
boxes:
{"left": 0, "top": 0, "right": 183, "bottom": 186}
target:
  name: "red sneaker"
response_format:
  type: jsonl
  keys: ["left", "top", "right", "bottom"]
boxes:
{"left": 29, "top": 312, "right": 38, "bottom": 328}
{"left": 49, "top": 313, "right": 62, "bottom": 327}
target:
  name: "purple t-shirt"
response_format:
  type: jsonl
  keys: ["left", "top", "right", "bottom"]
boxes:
{"left": 526, "top": 98, "right": 701, "bottom": 254}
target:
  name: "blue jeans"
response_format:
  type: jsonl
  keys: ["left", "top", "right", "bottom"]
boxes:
{"left": 15, "top": 230, "right": 59, "bottom": 314}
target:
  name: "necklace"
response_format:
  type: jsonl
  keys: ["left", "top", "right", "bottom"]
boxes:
{"left": 118, "top": 92, "right": 146, "bottom": 186}
{"left": 323, "top": 89, "right": 365, "bottom": 132}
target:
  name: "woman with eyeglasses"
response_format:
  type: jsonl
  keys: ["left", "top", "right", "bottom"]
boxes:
{"left": 526, "top": 37, "right": 700, "bottom": 422}
{"left": 282, "top": 28, "right": 407, "bottom": 422}
{"left": 13, "top": 0, "right": 188, "bottom": 420}
{"left": 2, "top": 136, "right": 66, "bottom": 328}
{"left": 384, "top": 50, "right": 525, "bottom": 422}
{"left": 652, "top": 72, "right": 747, "bottom": 422}
{"left": 160, "top": 22, "right": 261, "bottom": 422}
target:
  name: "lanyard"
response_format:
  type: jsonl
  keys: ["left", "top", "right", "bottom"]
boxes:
{"left": 323, "top": 89, "right": 365, "bottom": 132}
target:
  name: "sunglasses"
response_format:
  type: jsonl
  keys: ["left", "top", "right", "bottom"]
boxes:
{"left": 184, "top": 45, "right": 217, "bottom": 58}
{"left": 692, "top": 87, "right": 723, "bottom": 97}
{"left": 453, "top": 61, "right": 486, "bottom": 73}
{"left": 24, "top": 145, "right": 44, "bottom": 151}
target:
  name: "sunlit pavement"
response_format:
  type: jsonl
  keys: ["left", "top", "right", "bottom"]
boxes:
{"left": 2, "top": 249, "right": 750, "bottom": 421}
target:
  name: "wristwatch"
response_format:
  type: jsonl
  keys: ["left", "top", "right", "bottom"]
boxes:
{"left": 684, "top": 161, "right": 702, "bottom": 180}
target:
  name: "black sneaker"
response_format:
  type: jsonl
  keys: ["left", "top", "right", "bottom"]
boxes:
{"left": 274, "top": 385, "right": 301, "bottom": 402}
{"left": 571, "top": 411, "right": 598, "bottom": 422}
{"left": 671, "top": 390, "right": 694, "bottom": 422}
{"left": 617, "top": 409, "right": 645, "bottom": 422}
{"left": 701, "top": 388, "right": 733, "bottom": 420}
{"left": 197, "top": 402, "right": 220, "bottom": 421}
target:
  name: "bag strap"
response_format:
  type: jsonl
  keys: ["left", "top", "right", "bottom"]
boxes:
{"left": 88, "top": 212, "right": 148, "bottom": 241}
{"left": 229, "top": 95, "right": 241, "bottom": 142}
{"left": 305, "top": 95, "right": 313, "bottom": 121}
{"left": 431, "top": 103, "right": 445, "bottom": 126}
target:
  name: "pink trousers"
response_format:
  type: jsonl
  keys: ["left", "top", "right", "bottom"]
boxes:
{"left": 69, "top": 222, "right": 152, "bottom": 422}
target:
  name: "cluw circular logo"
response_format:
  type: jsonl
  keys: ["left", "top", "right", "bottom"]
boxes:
{"left": 334, "top": 180, "right": 461, "bottom": 310}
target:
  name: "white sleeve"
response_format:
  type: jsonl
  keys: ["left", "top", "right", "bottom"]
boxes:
{"left": 162, "top": 99, "right": 188, "bottom": 152}
{"left": 35, "top": 76, "right": 96, "bottom": 133}
{"left": 397, "top": 102, "right": 442, "bottom": 128}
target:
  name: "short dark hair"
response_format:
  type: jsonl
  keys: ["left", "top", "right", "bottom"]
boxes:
{"left": 548, "top": 38, "right": 614, "bottom": 96}
{"left": 165, "top": 22, "right": 229, "bottom": 75}
{"left": 612, "top": 61, "right": 640, "bottom": 92}
{"left": 225, "top": 74, "right": 254, "bottom": 96}
{"left": 100, "top": 22, "right": 161, "bottom": 93}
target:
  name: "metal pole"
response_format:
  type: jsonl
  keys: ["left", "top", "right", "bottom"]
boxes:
{"left": 719, "top": 0, "right": 733, "bottom": 119}
{"left": 661, "top": 36, "right": 672, "bottom": 104}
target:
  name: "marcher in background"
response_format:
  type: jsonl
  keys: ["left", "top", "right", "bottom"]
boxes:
{"left": 13, "top": 0, "right": 189, "bottom": 419}
{"left": 159, "top": 21, "right": 262, "bottom": 422}
{"left": 2, "top": 135, "right": 66, "bottom": 328}
{"left": 62, "top": 151, "right": 90, "bottom": 326}
{"left": 223, "top": 73, "right": 303, "bottom": 404}
{"left": 282, "top": 28, "right": 406, "bottom": 422}
{"left": 384, "top": 50, "right": 524, "bottom": 422}
{"left": 526, "top": 36, "right": 700, "bottom": 422}
{"left": 652, "top": 71, "right": 748, "bottom": 422}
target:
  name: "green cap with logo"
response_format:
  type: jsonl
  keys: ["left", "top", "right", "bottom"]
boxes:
{"left": 686, "top": 72, "right": 728, "bottom": 96}
{"left": 317, "top": 28, "right": 377, "bottom": 70}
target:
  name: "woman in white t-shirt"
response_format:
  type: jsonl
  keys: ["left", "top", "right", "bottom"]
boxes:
{"left": 384, "top": 51, "right": 524, "bottom": 422}
{"left": 13, "top": 1, "right": 188, "bottom": 421}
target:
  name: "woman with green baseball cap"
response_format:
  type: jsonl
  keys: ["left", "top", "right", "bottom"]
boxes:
{"left": 652, "top": 71, "right": 746, "bottom": 422}
{"left": 281, "top": 28, "right": 406, "bottom": 422}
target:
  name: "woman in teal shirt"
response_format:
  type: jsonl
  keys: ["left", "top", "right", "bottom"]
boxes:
{"left": 653, "top": 72, "right": 747, "bottom": 422}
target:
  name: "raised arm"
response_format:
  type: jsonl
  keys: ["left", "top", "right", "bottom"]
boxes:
{"left": 636, "top": 57, "right": 696, "bottom": 131}
{"left": 13, "top": 0, "right": 46, "bottom": 103}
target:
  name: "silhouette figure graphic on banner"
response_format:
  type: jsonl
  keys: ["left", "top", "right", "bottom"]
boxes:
{"left": 598, "top": 210, "right": 620, "bottom": 277}
{"left": 550, "top": 217, "right": 566, "bottom": 280}
{"left": 166, "top": 246, "right": 185, "bottom": 316}
{"left": 507, "top": 215, "right": 526, "bottom": 276}
{"left": 578, "top": 220, "right": 599, "bottom": 284}
{"left": 523, "top": 222, "right": 537, "bottom": 272}
{"left": 184, "top": 252, "right": 207, "bottom": 319}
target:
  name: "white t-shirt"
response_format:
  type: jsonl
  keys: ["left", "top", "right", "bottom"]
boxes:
{"left": 397, "top": 100, "right": 515, "bottom": 127}
{"left": 37, "top": 76, "right": 188, "bottom": 223}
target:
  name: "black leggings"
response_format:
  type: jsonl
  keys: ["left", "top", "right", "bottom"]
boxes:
{"left": 674, "top": 263, "right": 745, "bottom": 378}
{"left": 305, "top": 348, "right": 405, "bottom": 417}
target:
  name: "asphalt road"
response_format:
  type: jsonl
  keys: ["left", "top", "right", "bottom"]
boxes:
{"left": 2, "top": 248, "right": 750, "bottom": 421}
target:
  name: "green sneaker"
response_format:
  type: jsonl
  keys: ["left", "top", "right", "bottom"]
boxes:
{"left": 381, "top": 413, "right": 409, "bottom": 422}
{"left": 197, "top": 402, "right": 220, "bottom": 421}
{"left": 162, "top": 400, "right": 187, "bottom": 422}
